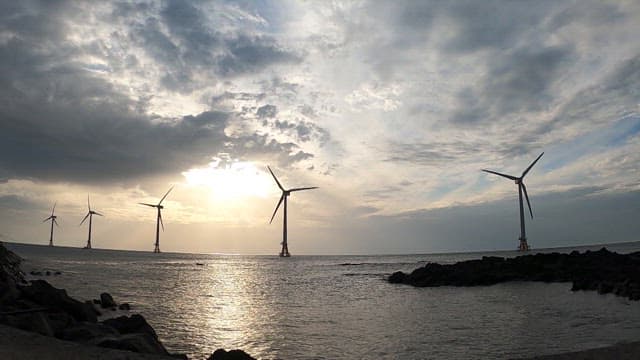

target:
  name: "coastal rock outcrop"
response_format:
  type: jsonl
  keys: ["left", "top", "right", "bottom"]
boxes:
{"left": 20, "top": 280, "right": 98, "bottom": 322}
{"left": 389, "top": 248, "right": 640, "bottom": 301}
{"left": 208, "top": 348, "right": 257, "bottom": 360}
{"left": 100, "top": 292, "right": 118, "bottom": 308}
{"left": 1, "top": 242, "right": 257, "bottom": 359}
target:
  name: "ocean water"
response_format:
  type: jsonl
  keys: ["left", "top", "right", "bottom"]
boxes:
{"left": 5, "top": 241, "right": 640, "bottom": 360}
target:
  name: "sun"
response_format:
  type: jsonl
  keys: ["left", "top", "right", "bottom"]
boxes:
{"left": 182, "top": 160, "right": 272, "bottom": 200}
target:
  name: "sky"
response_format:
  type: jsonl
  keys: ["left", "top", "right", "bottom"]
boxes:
{"left": 1, "top": 0, "right": 639, "bottom": 255}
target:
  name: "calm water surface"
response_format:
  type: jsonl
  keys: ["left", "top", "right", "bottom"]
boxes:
{"left": 5, "top": 242, "right": 640, "bottom": 359}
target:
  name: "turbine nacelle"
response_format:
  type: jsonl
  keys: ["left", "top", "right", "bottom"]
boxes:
{"left": 515, "top": 178, "right": 522, "bottom": 185}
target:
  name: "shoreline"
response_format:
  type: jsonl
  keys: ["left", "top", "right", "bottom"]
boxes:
{"left": 0, "top": 242, "right": 255, "bottom": 360}
{"left": 4, "top": 242, "right": 640, "bottom": 359}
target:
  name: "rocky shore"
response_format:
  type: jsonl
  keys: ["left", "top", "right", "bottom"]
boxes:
{"left": 0, "top": 242, "right": 255, "bottom": 360}
{"left": 389, "top": 248, "right": 640, "bottom": 300}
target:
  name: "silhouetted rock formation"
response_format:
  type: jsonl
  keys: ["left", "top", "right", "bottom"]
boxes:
{"left": 0, "top": 242, "right": 257, "bottom": 359}
{"left": 0, "top": 242, "right": 181, "bottom": 357}
{"left": 389, "top": 248, "right": 640, "bottom": 301}
{"left": 208, "top": 348, "right": 257, "bottom": 360}
{"left": 100, "top": 292, "right": 117, "bottom": 308}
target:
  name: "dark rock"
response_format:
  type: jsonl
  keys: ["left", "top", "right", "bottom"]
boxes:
{"left": 45, "top": 270, "right": 51, "bottom": 276}
{"left": 59, "top": 322, "right": 119, "bottom": 342}
{"left": 54, "top": 271, "right": 61, "bottom": 275}
{"left": 20, "top": 280, "right": 97, "bottom": 322}
{"left": 118, "top": 303, "right": 131, "bottom": 310}
{"left": 30, "top": 271, "right": 42, "bottom": 276}
{"left": 102, "top": 314, "right": 158, "bottom": 340}
{"left": 100, "top": 292, "right": 117, "bottom": 308}
{"left": 208, "top": 349, "right": 257, "bottom": 360}
{"left": 169, "top": 354, "right": 189, "bottom": 360}
{"left": 390, "top": 248, "right": 640, "bottom": 301}
{"left": 388, "top": 271, "right": 406, "bottom": 284}
{"left": 3, "top": 312, "right": 55, "bottom": 336}
{"left": 95, "top": 333, "right": 169, "bottom": 355}
{"left": 85, "top": 300, "right": 101, "bottom": 316}
{"left": 92, "top": 299, "right": 101, "bottom": 305}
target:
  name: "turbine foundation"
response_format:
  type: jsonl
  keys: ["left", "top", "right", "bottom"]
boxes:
{"left": 518, "top": 237, "right": 530, "bottom": 251}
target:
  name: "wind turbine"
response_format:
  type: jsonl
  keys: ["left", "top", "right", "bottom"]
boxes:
{"left": 80, "top": 195, "right": 103, "bottom": 249}
{"left": 139, "top": 186, "right": 173, "bottom": 253}
{"left": 268, "top": 166, "right": 318, "bottom": 257}
{"left": 482, "top": 152, "right": 544, "bottom": 251}
{"left": 43, "top": 202, "right": 59, "bottom": 246}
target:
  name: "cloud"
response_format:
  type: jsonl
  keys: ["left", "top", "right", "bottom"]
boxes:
{"left": 451, "top": 46, "right": 574, "bottom": 125}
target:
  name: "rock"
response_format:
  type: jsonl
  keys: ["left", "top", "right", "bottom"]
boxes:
{"left": 20, "top": 280, "right": 97, "bottom": 322}
{"left": 84, "top": 300, "right": 101, "bottom": 316}
{"left": 100, "top": 292, "right": 117, "bottom": 308}
{"left": 59, "top": 322, "right": 119, "bottom": 342}
{"left": 29, "top": 271, "right": 42, "bottom": 276}
{"left": 208, "top": 349, "right": 256, "bottom": 360}
{"left": 92, "top": 299, "right": 101, "bottom": 305}
{"left": 3, "top": 312, "right": 55, "bottom": 337}
{"left": 102, "top": 314, "right": 158, "bottom": 340}
{"left": 118, "top": 303, "right": 131, "bottom": 310}
{"left": 94, "top": 333, "right": 169, "bottom": 355}
{"left": 170, "top": 354, "right": 189, "bottom": 360}
{"left": 45, "top": 271, "right": 51, "bottom": 276}
{"left": 54, "top": 271, "right": 61, "bottom": 275}
{"left": 388, "top": 271, "right": 406, "bottom": 284}
{"left": 390, "top": 248, "right": 640, "bottom": 301}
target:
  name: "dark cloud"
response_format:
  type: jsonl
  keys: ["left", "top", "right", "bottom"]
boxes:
{"left": 545, "top": 55, "right": 640, "bottom": 134}
{"left": 256, "top": 104, "right": 277, "bottom": 119}
{"left": 0, "top": 2, "right": 315, "bottom": 184}
{"left": 270, "top": 119, "right": 330, "bottom": 144}
{"left": 385, "top": 141, "right": 485, "bottom": 166}
{"left": 119, "top": 0, "right": 301, "bottom": 92}
{"left": 442, "top": 1, "right": 557, "bottom": 54}
{"left": 451, "top": 46, "right": 573, "bottom": 125}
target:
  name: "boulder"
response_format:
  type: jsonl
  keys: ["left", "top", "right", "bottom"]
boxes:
{"left": 102, "top": 314, "right": 158, "bottom": 340}
{"left": 100, "top": 292, "right": 117, "bottom": 308}
{"left": 59, "top": 322, "right": 119, "bottom": 342}
{"left": 94, "top": 333, "right": 169, "bottom": 355}
{"left": 118, "top": 303, "right": 131, "bottom": 311}
{"left": 388, "top": 271, "right": 406, "bottom": 284}
{"left": 208, "top": 349, "right": 256, "bottom": 360}
{"left": 19, "top": 280, "right": 97, "bottom": 322}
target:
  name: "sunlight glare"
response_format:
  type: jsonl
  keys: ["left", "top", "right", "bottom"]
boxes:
{"left": 183, "top": 160, "right": 272, "bottom": 200}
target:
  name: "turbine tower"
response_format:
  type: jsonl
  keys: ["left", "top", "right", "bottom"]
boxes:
{"left": 80, "top": 195, "right": 103, "bottom": 249}
{"left": 139, "top": 186, "right": 173, "bottom": 253}
{"left": 43, "top": 202, "right": 59, "bottom": 246}
{"left": 268, "top": 166, "right": 318, "bottom": 257}
{"left": 482, "top": 152, "right": 544, "bottom": 251}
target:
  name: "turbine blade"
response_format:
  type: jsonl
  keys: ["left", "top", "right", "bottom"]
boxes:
{"left": 270, "top": 194, "right": 284, "bottom": 224}
{"left": 289, "top": 186, "right": 319, "bottom": 192}
{"left": 522, "top": 152, "right": 544, "bottom": 178}
{"left": 481, "top": 169, "right": 517, "bottom": 180}
{"left": 94, "top": 211, "right": 104, "bottom": 216}
{"left": 158, "top": 186, "right": 174, "bottom": 205}
{"left": 43, "top": 217, "right": 51, "bottom": 222}
{"left": 53, "top": 219, "right": 59, "bottom": 227}
{"left": 521, "top": 182, "right": 533, "bottom": 219}
{"left": 52, "top": 202, "right": 57, "bottom": 216}
{"left": 80, "top": 213, "right": 90, "bottom": 225}
{"left": 267, "top": 166, "right": 285, "bottom": 191}
{"left": 159, "top": 212, "right": 164, "bottom": 231}
{"left": 87, "top": 195, "right": 91, "bottom": 211}
{"left": 139, "top": 203, "right": 157, "bottom": 208}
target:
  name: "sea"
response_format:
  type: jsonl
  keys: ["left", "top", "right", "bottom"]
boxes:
{"left": 4, "top": 241, "right": 640, "bottom": 360}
